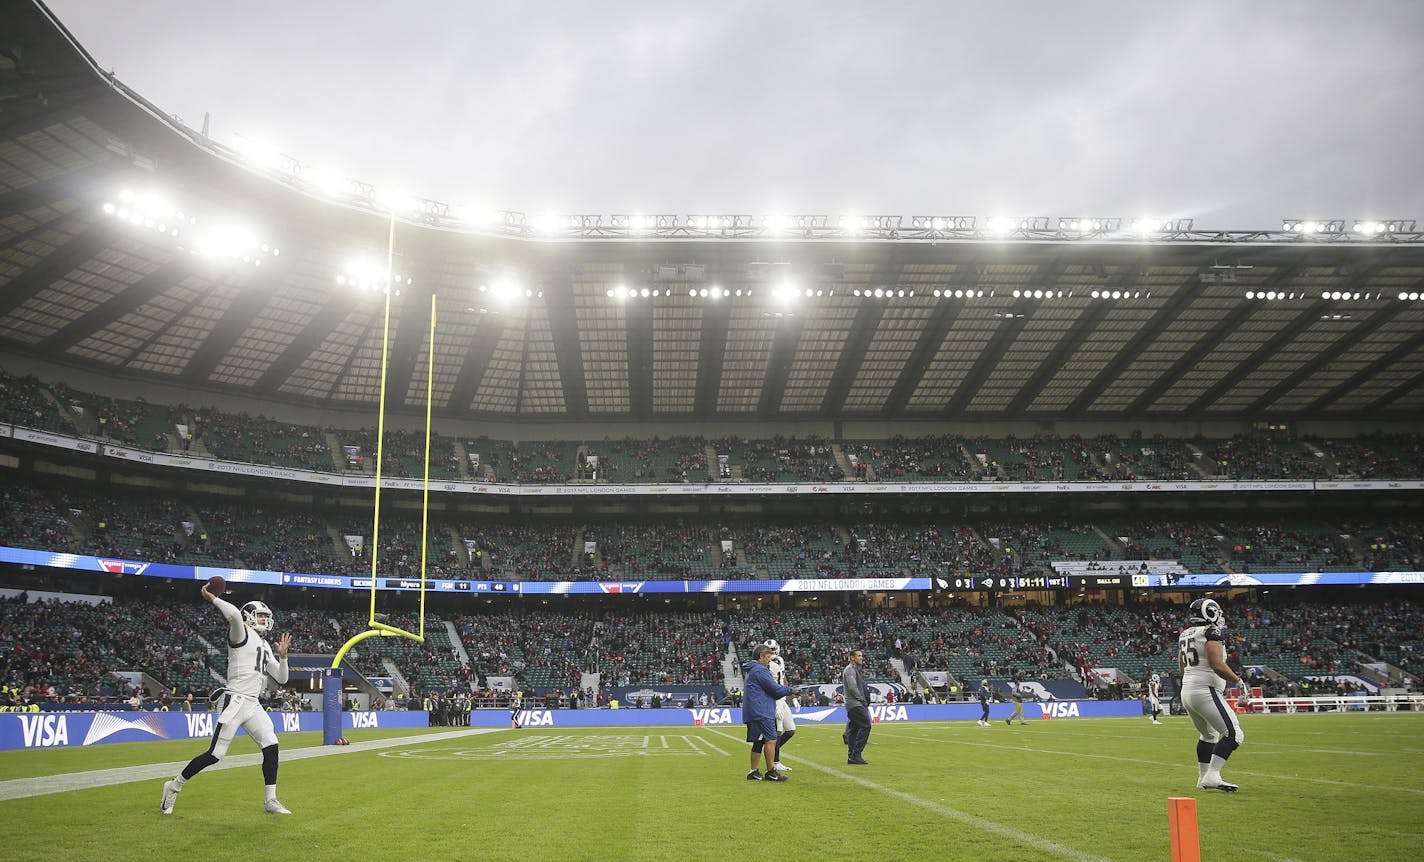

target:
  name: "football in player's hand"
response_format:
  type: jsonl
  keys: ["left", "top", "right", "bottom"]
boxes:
{"left": 206, "top": 575, "right": 226, "bottom": 595}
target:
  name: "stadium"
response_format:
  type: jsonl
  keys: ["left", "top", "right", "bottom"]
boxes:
{"left": 1, "top": 1, "right": 1422, "bottom": 859}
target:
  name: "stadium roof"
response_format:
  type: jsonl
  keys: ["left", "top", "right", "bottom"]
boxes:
{"left": 3, "top": 0, "right": 1423, "bottom": 425}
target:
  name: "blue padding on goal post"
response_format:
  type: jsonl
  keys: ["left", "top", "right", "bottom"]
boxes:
{"left": 322, "top": 667, "right": 343, "bottom": 745}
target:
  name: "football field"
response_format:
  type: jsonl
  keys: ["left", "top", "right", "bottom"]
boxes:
{"left": 2, "top": 713, "right": 1420, "bottom": 861}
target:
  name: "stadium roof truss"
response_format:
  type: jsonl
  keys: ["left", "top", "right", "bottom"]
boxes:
{"left": 2, "top": 0, "right": 1423, "bottom": 425}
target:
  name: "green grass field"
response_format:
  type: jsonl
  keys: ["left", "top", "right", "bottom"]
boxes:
{"left": 2, "top": 713, "right": 1421, "bottom": 861}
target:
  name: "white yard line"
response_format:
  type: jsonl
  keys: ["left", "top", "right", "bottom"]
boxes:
{"left": 705, "top": 728, "right": 1113, "bottom": 862}
{"left": 0, "top": 728, "right": 498, "bottom": 802}
{"left": 877, "top": 727, "right": 1424, "bottom": 796}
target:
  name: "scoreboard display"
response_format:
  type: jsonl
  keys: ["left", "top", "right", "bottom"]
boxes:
{"left": 937, "top": 574, "right": 1069, "bottom": 591}
{"left": 1070, "top": 573, "right": 1132, "bottom": 588}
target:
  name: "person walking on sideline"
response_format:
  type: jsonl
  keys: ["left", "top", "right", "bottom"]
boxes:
{"left": 843, "top": 648, "right": 871, "bottom": 764}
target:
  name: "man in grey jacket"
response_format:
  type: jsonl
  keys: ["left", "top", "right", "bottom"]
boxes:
{"left": 843, "top": 648, "right": 871, "bottom": 765}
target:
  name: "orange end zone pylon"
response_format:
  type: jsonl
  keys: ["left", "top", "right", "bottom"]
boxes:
{"left": 1168, "top": 796, "right": 1201, "bottom": 862}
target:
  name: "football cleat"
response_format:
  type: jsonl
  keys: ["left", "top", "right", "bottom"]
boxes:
{"left": 160, "top": 780, "right": 179, "bottom": 815}
{"left": 773, "top": 762, "right": 792, "bottom": 772}
{"left": 264, "top": 798, "right": 293, "bottom": 814}
{"left": 1197, "top": 777, "right": 1238, "bottom": 792}
{"left": 746, "top": 770, "right": 763, "bottom": 781}
{"left": 847, "top": 756, "right": 869, "bottom": 765}
{"left": 762, "top": 770, "right": 788, "bottom": 782}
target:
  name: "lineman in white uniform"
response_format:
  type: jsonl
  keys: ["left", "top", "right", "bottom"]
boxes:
{"left": 161, "top": 582, "right": 293, "bottom": 814}
{"left": 1146, "top": 672, "right": 1163, "bottom": 724}
{"left": 763, "top": 639, "right": 796, "bottom": 772}
{"left": 1177, "top": 598, "right": 1249, "bottom": 792}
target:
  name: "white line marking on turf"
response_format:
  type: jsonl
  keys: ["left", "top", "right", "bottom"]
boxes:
{"left": 706, "top": 728, "right": 1111, "bottom": 862}
{"left": 877, "top": 727, "right": 1424, "bottom": 796}
{"left": 0, "top": 728, "right": 499, "bottom": 802}
{"left": 693, "top": 733, "right": 730, "bottom": 757}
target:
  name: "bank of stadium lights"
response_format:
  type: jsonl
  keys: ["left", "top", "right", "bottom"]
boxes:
{"left": 911, "top": 216, "right": 976, "bottom": 232}
{"left": 1243, "top": 289, "right": 1389, "bottom": 301}
{"left": 606, "top": 285, "right": 749, "bottom": 300}
{"left": 336, "top": 259, "right": 411, "bottom": 293}
{"left": 852, "top": 287, "right": 911, "bottom": 298}
{"left": 1056, "top": 218, "right": 1122, "bottom": 234}
{"left": 931, "top": 288, "right": 990, "bottom": 299}
{"left": 102, "top": 191, "right": 278, "bottom": 266}
{"left": 479, "top": 281, "right": 541, "bottom": 302}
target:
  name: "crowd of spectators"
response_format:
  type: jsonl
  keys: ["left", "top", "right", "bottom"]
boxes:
{"left": 842, "top": 435, "right": 978, "bottom": 481}
{"left": 191, "top": 408, "right": 330, "bottom": 470}
{"left": 7, "top": 378, "right": 1424, "bottom": 483}
{"left": 3, "top": 592, "right": 1420, "bottom": 709}
{"left": 0, "top": 370, "right": 70, "bottom": 433}
{"left": 7, "top": 475, "right": 1424, "bottom": 584}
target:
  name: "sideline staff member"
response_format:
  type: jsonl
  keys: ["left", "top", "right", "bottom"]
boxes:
{"left": 742, "top": 642, "right": 793, "bottom": 781}
{"left": 843, "top": 648, "right": 871, "bottom": 765}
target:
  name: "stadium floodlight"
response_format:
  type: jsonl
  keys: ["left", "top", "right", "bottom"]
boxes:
{"left": 912, "top": 215, "right": 975, "bottom": 232}
{"left": 763, "top": 214, "right": 792, "bottom": 234}
{"left": 339, "top": 258, "right": 390, "bottom": 290}
{"left": 1352, "top": 219, "right": 1415, "bottom": 234}
{"left": 194, "top": 223, "right": 259, "bottom": 260}
{"left": 1057, "top": 217, "right": 1122, "bottom": 234}
{"left": 1284, "top": 219, "right": 1345, "bottom": 235}
{"left": 485, "top": 278, "right": 523, "bottom": 302}
{"left": 230, "top": 134, "right": 285, "bottom": 172}
{"left": 984, "top": 216, "right": 1015, "bottom": 235}
{"left": 772, "top": 281, "right": 799, "bottom": 304}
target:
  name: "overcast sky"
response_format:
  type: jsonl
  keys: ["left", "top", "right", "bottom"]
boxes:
{"left": 45, "top": 1, "right": 1424, "bottom": 229}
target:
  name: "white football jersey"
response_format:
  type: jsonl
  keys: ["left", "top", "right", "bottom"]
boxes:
{"left": 1178, "top": 624, "right": 1226, "bottom": 692}
{"left": 768, "top": 654, "right": 788, "bottom": 686}
{"left": 216, "top": 598, "right": 287, "bottom": 698}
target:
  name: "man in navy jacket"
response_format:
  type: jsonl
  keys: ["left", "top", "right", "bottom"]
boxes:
{"left": 742, "top": 642, "right": 794, "bottom": 781}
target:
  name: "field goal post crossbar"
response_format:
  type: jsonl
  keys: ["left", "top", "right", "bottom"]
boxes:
{"left": 324, "top": 214, "right": 437, "bottom": 744}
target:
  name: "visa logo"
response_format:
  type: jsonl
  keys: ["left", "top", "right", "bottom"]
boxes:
{"left": 690, "top": 708, "right": 733, "bottom": 724}
{"left": 351, "top": 712, "right": 380, "bottom": 728}
{"left": 281, "top": 713, "right": 302, "bottom": 732}
{"left": 1042, "top": 702, "right": 1082, "bottom": 718}
{"left": 516, "top": 710, "right": 554, "bottom": 726}
{"left": 19, "top": 714, "right": 68, "bottom": 747}
{"left": 869, "top": 705, "right": 908, "bottom": 722}
{"left": 186, "top": 713, "right": 215, "bottom": 738}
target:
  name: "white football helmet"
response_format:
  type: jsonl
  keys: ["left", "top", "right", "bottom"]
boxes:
{"left": 242, "top": 600, "right": 275, "bottom": 634}
{"left": 1149, "top": 673, "right": 1161, "bottom": 685}
{"left": 762, "top": 639, "right": 780, "bottom": 655}
{"left": 1188, "top": 598, "right": 1224, "bottom": 628}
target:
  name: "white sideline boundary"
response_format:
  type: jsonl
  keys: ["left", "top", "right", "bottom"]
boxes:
{"left": 0, "top": 728, "right": 497, "bottom": 802}
{"left": 705, "top": 727, "right": 1112, "bottom": 862}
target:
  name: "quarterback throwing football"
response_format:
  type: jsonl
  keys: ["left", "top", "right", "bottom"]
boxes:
{"left": 161, "top": 582, "right": 293, "bottom": 815}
